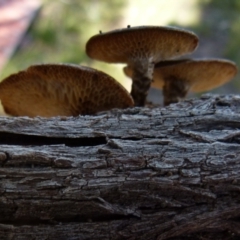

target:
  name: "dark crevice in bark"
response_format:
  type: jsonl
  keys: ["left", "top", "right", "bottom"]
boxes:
{"left": 0, "top": 132, "right": 107, "bottom": 146}
{"left": 219, "top": 138, "right": 240, "bottom": 144}
{"left": 0, "top": 214, "right": 139, "bottom": 225}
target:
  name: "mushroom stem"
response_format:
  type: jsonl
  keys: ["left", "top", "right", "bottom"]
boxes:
{"left": 163, "top": 77, "right": 190, "bottom": 106}
{"left": 130, "top": 61, "right": 155, "bottom": 106}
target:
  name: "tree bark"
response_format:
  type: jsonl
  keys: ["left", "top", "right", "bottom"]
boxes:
{"left": 0, "top": 94, "right": 240, "bottom": 240}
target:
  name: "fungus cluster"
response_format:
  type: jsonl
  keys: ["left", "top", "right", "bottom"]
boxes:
{"left": 86, "top": 26, "right": 198, "bottom": 106}
{"left": 86, "top": 25, "right": 237, "bottom": 106}
{"left": 0, "top": 25, "right": 238, "bottom": 117}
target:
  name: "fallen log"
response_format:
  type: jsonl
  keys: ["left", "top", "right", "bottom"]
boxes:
{"left": 0, "top": 94, "right": 240, "bottom": 240}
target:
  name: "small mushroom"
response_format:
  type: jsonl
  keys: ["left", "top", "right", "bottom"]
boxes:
{"left": 86, "top": 25, "right": 199, "bottom": 106}
{"left": 124, "top": 59, "right": 238, "bottom": 105}
{"left": 0, "top": 64, "right": 134, "bottom": 117}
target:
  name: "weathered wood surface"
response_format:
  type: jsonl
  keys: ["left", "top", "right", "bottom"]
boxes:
{"left": 0, "top": 94, "right": 240, "bottom": 240}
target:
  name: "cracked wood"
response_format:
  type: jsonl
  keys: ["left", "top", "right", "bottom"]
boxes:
{"left": 0, "top": 94, "right": 240, "bottom": 240}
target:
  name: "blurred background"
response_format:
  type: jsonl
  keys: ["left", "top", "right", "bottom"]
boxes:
{"left": 0, "top": 0, "right": 240, "bottom": 114}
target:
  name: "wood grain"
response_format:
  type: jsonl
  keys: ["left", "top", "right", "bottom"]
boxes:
{"left": 0, "top": 94, "right": 239, "bottom": 239}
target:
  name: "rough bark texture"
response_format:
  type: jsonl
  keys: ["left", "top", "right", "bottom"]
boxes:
{"left": 0, "top": 94, "right": 240, "bottom": 240}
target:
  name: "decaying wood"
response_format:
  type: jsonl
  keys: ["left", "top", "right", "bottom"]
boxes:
{"left": 0, "top": 94, "right": 240, "bottom": 240}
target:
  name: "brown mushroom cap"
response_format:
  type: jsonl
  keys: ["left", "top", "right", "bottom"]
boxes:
{"left": 0, "top": 64, "right": 134, "bottom": 117}
{"left": 124, "top": 59, "right": 238, "bottom": 92}
{"left": 153, "top": 59, "right": 238, "bottom": 92}
{"left": 86, "top": 26, "right": 199, "bottom": 64}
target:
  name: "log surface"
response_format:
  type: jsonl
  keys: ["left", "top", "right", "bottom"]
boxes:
{"left": 0, "top": 94, "right": 240, "bottom": 240}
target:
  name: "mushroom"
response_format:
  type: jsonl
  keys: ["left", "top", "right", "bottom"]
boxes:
{"left": 123, "top": 58, "right": 238, "bottom": 105}
{"left": 85, "top": 25, "right": 199, "bottom": 106}
{"left": 0, "top": 63, "right": 134, "bottom": 117}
